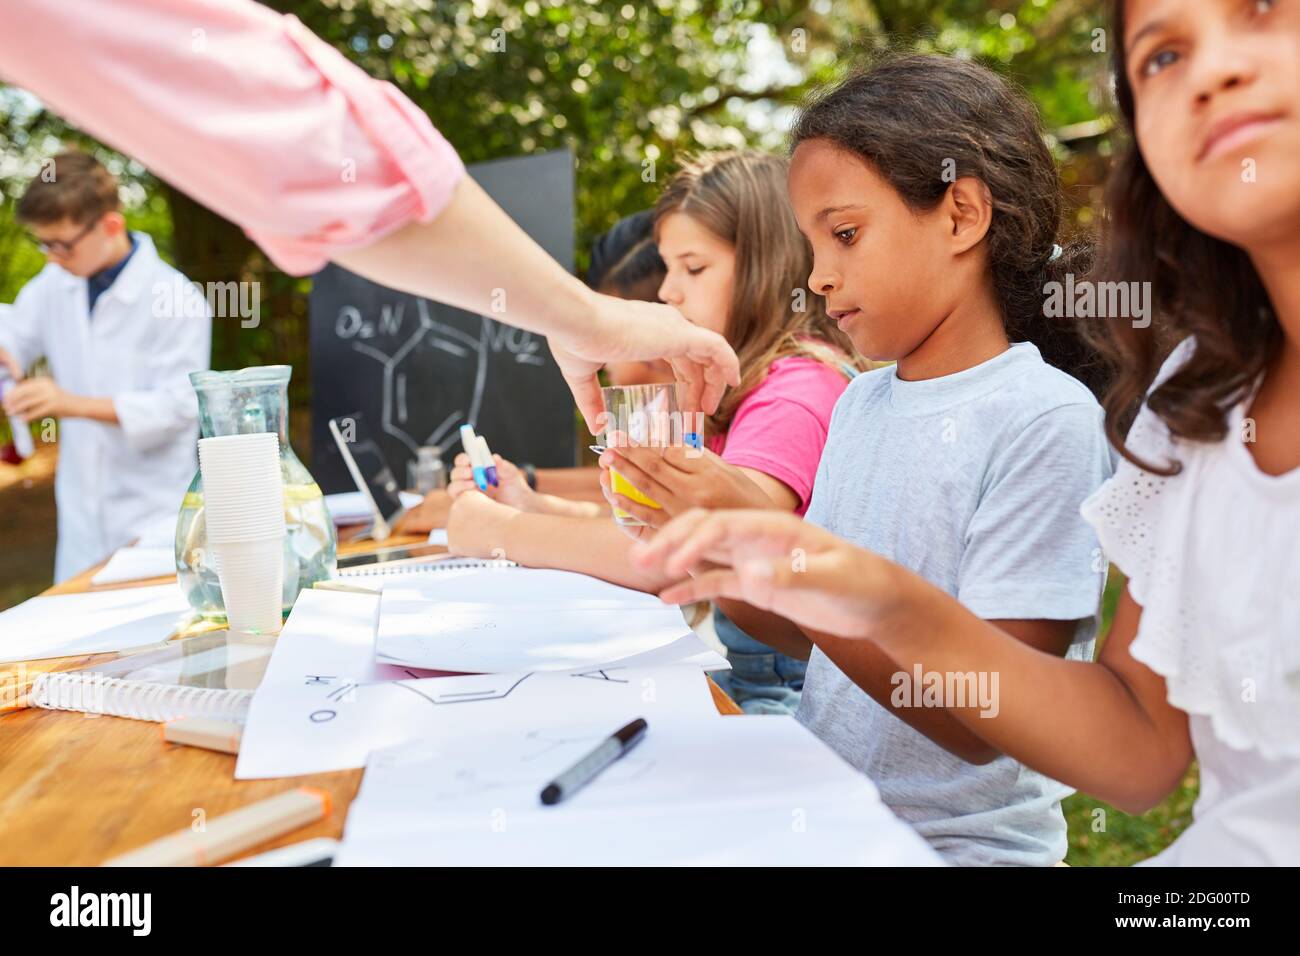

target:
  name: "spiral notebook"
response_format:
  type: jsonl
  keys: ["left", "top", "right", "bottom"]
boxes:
{"left": 335, "top": 556, "right": 516, "bottom": 579}
{"left": 26, "top": 631, "right": 275, "bottom": 723}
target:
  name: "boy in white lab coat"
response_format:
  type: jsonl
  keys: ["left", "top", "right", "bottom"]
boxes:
{"left": 0, "top": 151, "right": 212, "bottom": 582}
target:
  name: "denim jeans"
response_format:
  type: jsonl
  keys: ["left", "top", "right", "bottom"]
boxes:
{"left": 710, "top": 605, "right": 807, "bottom": 715}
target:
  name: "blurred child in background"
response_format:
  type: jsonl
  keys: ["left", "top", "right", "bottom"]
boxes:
{"left": 0, "top": 151, "right": 210, "bottom": 581}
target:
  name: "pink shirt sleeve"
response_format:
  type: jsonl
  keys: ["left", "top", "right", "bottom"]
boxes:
{"left": 0, "top": 0, "right": 465, "bottom": 276}
{"left": 712, "top": 356, "right": 850, "bottom": 516}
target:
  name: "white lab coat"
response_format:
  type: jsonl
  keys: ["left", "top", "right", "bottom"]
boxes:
{"left": 0, "top": 234, "right": 211, "bottom": 581}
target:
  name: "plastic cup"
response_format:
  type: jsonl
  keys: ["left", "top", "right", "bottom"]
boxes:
{"left": 211, "top": 538, "right": 284, "bottom": 634}
{"left": 199, "top": 434, "right": 286, "bottom": 544}
{"left": 198, "top": 432, "right": 279, "bottom": 458}
{"left": 600, "top": 384, "right": 686, "bottom": 528}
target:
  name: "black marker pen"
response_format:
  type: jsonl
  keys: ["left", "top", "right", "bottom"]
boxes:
{"left": 539, "top": 718, "right": 648, "bottom": 805}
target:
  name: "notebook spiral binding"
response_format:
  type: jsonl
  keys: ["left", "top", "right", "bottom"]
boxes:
{"left": 28, "top": 672, "right": 253, "bottom": 724}
{"left": 337, "top": 557, "right": 516, "bottom": 578}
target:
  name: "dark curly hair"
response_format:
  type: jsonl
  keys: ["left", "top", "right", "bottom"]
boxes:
{"left": 1086, "top": 0, "right": 1281, "bottom": 474}
{"left": 789, "top": 53, "right": 1107, "bottom": 395}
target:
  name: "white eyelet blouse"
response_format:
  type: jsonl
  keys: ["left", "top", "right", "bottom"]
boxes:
{"left": 1080, "top": 339, "right": 1300, "bottom": 865}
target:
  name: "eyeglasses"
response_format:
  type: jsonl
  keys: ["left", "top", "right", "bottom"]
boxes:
{"left": 28, "top": 217, "right": 101, "bottom": 257}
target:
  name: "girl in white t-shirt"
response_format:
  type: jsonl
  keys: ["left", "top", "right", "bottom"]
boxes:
{"left": 630, "top": 0, "right": 1300, "bottom": 865}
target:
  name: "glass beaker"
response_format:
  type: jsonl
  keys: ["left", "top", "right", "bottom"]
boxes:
{"left": 600, "top": 383, "right": 687, "bottom": 527}
{"left": 407, "top": 445, "right": 447, "bottom": 494}
{"left": 175, "top": 366, "right": 338, "bottom": 621}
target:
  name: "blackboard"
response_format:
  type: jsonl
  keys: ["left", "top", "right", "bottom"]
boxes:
{"left": 309, "top": 150, "right": 577, "bottom": 493}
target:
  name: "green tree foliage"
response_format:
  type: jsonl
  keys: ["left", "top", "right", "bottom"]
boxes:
{"left": 2, "top": 0, "right": 1114, "bottom": 444}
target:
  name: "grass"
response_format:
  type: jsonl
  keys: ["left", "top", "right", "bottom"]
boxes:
{"left": 1064, "top": 767, "right": 1198, "bottom": 866}
{"left": 1061, "top": 569, "right": 1197, "bottom": 866}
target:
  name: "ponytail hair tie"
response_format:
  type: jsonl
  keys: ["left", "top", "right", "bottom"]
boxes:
{"left": 1049, "top": 243, "right": 1064, "bottom": 262}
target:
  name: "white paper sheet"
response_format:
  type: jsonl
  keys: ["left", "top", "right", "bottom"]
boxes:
{"left": 374, "top": 565, "right": 696, "bottom": 673}
{"left": 128, "top": 512, "right": 181, "bottom": 549}
{"left": 376, "top": 602, "right": 699, "bottom": 673}
{"left": 256, "top": 589, "right": 412, "bottom": 688}
{"left": 238, "top": 663, "right": 720, "bottom": 780}
{"left": 90, "top": 546, "right": 177, "bottom": 585}
{"left": 235, "top": 589, "right": 724, "bottom": 779}
{"left": 335, "top": 716, "right": 942, "bottom": 867}
{"left": 383, "top": 565, "right": 668, "bottom": 608}
{"left": 0, "top": 584, "right": 192, "bottom": 664}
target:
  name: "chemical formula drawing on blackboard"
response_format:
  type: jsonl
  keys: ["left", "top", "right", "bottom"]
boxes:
{"left": 309, "top": 150, "right": 577, "bottom": 493}
{"left": 340, "top": 298, "right": 546, "bottom": 456}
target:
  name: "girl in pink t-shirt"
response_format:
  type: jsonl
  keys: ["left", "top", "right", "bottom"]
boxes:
{"left": 447, "top": 151, "right": 864, "bottom": 712}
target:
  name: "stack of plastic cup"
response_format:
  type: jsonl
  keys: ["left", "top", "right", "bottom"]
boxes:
{"left": 197, "top": 433, "right": 285, "bottom": 634}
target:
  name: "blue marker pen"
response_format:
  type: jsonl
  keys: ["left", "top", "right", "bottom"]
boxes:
{"left": 477, "top": 436, "right": 499, "bottom": 487}
{"left": 459, "top": 424, "right": 488, "bottom": 491}
{"left": 470, "top": 445, "right": 490, "bottom": 491}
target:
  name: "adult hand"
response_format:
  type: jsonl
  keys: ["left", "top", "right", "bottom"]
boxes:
{"left": 629, "top": 509, "right": 901, "bottom": 640}
{"left": 548, "top": 294, "right": 739, "bottom": 435}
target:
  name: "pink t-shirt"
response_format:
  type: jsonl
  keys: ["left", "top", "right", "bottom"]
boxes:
{"left": 709, "top": 356, "right": 851, "bottom": 516}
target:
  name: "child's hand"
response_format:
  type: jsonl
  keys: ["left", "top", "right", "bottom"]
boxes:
{"left": 446, "top": 490, "right": 520, "bottom": 559}
{"left": 598, "top": 445, "right": 779, "bottom": 530}
{"left": 392, "top": 490, "right": 451, "bottom": 535}
{"left": 447, "top": 452, "right": 538, "bottom": 511}
{"left": 630, "top": 509, "right": 899, "bottom": 640}
{"left": 600, "top": 497, "right": 657, "bottom": 543}
{"left": 3, "top": 377, "right": 72, "bottom": 419}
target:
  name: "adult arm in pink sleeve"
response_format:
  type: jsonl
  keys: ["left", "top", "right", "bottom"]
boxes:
{"left": 0, "top": 0, "right": 465, "bottom": 276}
{"left": 0, "top": 0, "right": 739, "bottom": 430}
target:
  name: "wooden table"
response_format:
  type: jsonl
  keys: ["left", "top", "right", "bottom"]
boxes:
{"left": 0, "top": 532, "right": 739, "bottom": 865}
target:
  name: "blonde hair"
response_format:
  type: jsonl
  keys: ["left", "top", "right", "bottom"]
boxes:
{"left": 653, "top": 150, "right": 867, "bottom": 436}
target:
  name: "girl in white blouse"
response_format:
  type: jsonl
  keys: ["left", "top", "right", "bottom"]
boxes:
{"left": 629, "top": 0, "right": 1300, "bottom": 865}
